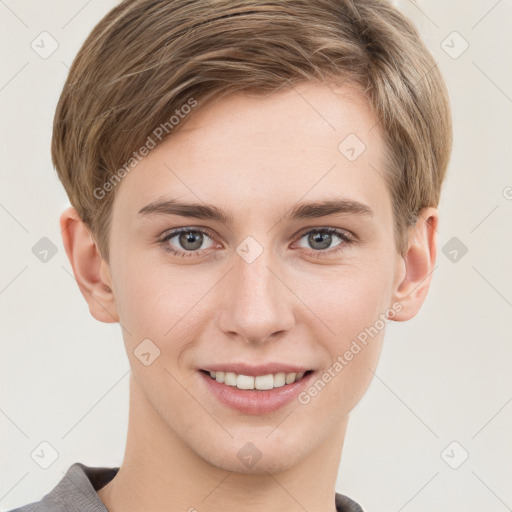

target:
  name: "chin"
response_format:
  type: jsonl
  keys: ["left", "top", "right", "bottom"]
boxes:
{"left": 192, "top": 429, "right": 311, "bottom": 475}
{"left": 206, "top": 448, "right": 302, "bottom": 475}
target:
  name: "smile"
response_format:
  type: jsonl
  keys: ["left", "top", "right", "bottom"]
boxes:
{"left": 203, "top": 370, "right": 310, "bottom": 390}
{"left": 199, "top": 367, "right": 315, "bottom": 415}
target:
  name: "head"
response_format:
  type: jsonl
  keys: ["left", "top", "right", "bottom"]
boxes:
{"left": 56, "top": 0, "right": 452, "bottom": 474}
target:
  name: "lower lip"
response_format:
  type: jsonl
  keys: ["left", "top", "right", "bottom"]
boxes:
{"left": 199, "top": 370, "right": 314, "bottom": 415}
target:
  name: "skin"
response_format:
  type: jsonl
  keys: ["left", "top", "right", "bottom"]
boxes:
{"left": 61, "top": 81, "right": 438, "bottom": 512}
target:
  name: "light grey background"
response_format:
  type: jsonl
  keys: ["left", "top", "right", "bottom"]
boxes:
{"left": 1, "top": 1, "right": 511, "bottom": 511}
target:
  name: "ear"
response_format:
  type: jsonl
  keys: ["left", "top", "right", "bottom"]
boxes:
{"left": 60, "top": 206, "right": 119, "bottom": 323}
{"left": 390, "top": 207, "right": 438, "bottom": 322}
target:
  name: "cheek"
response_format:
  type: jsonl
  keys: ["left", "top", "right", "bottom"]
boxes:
{"left": 296, "top": 257, "right": 391, "bottom": 339}
{"left": 112, "top": 255, "right": 217, "bottom": 366}
{"left": 292, "top": 261, "right": 390, "bottom": 410}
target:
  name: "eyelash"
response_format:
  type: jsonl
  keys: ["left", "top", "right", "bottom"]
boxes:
{"left": 158, "top": 226, "right": 356, "bottom": 259}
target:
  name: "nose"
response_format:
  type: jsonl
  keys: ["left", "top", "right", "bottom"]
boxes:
{"left": 217, "top": 248, "right": 295, "bottom": 345}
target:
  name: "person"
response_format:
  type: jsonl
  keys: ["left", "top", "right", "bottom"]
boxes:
{"left": 9, "top": 0, "right": 452, "bottom": 510}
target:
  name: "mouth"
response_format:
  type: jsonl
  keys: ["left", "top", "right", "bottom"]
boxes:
{"left": 200, "top": 369, "right": 313, "bottom": 390}
{"left": 198, "top": 366, "right": 315, "bottom": 415}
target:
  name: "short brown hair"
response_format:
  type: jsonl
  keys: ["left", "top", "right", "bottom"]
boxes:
{"left": 52, "top": 0, "right": 452, "bottom": 261}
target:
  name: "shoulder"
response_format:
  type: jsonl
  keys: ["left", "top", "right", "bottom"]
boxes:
{"left": 4, "top": 485, "right": 70, "bottom": 512}
{"left": 335, "top": 491, "right": 365, "bottom": 512}
{"left": 4, "top": 461, "right": 117, "bottom": 512}
{"left": 5, "top": 498, "right": 60, "bottom": 512}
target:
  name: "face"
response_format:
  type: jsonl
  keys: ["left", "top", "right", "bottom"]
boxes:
{"left": 105, "top": 81, "right": 405, "bottom": 474}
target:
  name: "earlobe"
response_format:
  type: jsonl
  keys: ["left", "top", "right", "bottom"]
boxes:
{"left": 60, "top": 206, "right": 119, "bottom": 323}
{"left": 390, "top": 207, "right": 438, "bottom": 322}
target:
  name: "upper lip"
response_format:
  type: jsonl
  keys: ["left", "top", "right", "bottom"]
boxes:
{"left": 201, "top": 363, "right": 311, "bottom": 376}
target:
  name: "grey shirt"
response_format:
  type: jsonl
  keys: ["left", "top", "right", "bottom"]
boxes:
{"left": 7, "top": 462, "right": 364, "bottom": 512}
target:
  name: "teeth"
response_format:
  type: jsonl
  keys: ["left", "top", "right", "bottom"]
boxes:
{"left": 285, "top": 372, "right": 297, "bottom": 384}
{"left": 208, "top": 370, "right": 307, "bottom": 389}
{"left": 273, "top": 373, "right": 286, "bottom": 388}
{"left": 255, "top": 374, "right": 274, "bottom": 390}
{"left": 237, "top": 374, "right": 254, "bottom": 390}
{"left": 224, "top": 372, "right": 237, "bottom": 386}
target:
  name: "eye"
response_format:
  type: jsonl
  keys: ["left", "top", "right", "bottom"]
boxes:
{"left": 158, "top": 226, "right": 355, "bottom": 259}
{"left": 295, "top": 227, "right": 355, "bottom": 256}
{"left": 159, "top": 228, "right": 217, "bottom": 257}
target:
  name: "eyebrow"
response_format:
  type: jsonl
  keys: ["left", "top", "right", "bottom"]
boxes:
{"left": 138, "top": 197, "right": 374, "bottom": 223}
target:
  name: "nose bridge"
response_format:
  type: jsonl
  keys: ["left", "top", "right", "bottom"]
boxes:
{"left": 218, "top": 241, "right": 294, "bottom": 344}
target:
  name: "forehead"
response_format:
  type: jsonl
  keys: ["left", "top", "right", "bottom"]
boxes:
{"left": 112, "top": 81, "right": 390, "bottom": 228}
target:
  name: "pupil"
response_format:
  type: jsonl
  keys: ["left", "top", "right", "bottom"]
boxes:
{"left": 179, "top": 231, "right": 203, "bottom": 250}
{"left": 309, "top": 232, "right": 330, "bottom": 250}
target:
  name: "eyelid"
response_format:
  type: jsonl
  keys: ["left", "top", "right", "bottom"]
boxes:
{"left": 294, "top": 225, "right": 356, "bottom": 242}
{"left": 291, "top": 227, "right": 356, "bottom": 257}
{"left": 159, "top": 226, "right": 219, "bottom": 247}
{"left": 159, "top": 225, "right": 217, "bottom": 241}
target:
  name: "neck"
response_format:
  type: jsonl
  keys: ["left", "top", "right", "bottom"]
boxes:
{"left": 98, "top": 374, "right": 347, "bottom": 512}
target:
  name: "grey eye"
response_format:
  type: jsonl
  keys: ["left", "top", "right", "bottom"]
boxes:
{"left": 298, "top": 230, "right": 344, "bottom": 251}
